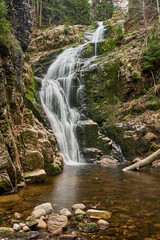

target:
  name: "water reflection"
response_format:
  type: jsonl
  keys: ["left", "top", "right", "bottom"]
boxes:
{"left": 0, "top": 165, "right": 160, "bottom": 239}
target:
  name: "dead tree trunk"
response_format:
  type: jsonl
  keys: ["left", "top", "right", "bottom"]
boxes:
{"left": 122, "top": 149, "right": 160, "bottom": 172}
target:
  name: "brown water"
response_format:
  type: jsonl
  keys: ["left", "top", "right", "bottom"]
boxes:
{"left": 0, "top": 165, "right": 160, "bottom": 239}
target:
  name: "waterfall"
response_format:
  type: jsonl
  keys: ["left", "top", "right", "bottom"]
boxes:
{"left": 91, "top": 21, "right": 105, "bottom": 56}
{"left": 40, "top": 22, "right": 105, "bottom": 164}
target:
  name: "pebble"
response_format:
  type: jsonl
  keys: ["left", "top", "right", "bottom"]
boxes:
{"left": 13, "top": 223, "right": 21, "bottom": 231}
{"left": 97, "top": 219, "right": 109, "bottom": 230}
{"left": 23, "top": 225, "right": 30, "bottom": 232}
{"left": 14, "top": 212, "right": 23, "bottom": 220}
{"left": 74, "top": 209, "right": 85, "bottom": 216}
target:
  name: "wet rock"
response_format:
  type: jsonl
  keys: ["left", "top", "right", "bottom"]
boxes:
{"left": 14, "top": 212, "right": 23, "bottom": 220}
{"left": 98, "top": 156, "right": 119, "bottom": 167}
{"left": 0, "top": 171, "right": 13, "bottom": 194}
{"left": 24, "top": 169, "right": 46, "bottom": 183}
{"left": 60, "top": 208, "right": 72, "bottom": 218}
{"left": 48, "top": 213, "right": 68, "bottom": 231}
{"left": 83, "top": 148, "right": 101, "bottom": 163}
{"left": 75, "top": 215, "right": 84, "bottom": 222}
{"left": 86, "top": 209, "right": 112, "bottom": 220}
{"left": 111, "top": 142, "right": 125, "bottom": 162}
{"left": 74, "top": 209, "right": 85, "bottom": 216}
{"left": 49, "top": 228, "right": 63, "bottom": 237}
{"left": 23, "top": 226, "right": 30, "bottom": 232}
{"left": 36, "top": 218, "right": 47, "bottom": 230}
{"left": 26, "top": 216, "right": 38, "bottom": 228}
{"left": 0, "top": 227, "right": 14, "bottom": 234}
{"left": 97, "top": 219, "right": 109, "bottom": 230}
{"left": 31, "top": 209, "right": 46, "bottom": 219}
{"left": 33, "top": 203, "right": 53, "bottom": 215}
{"left": 77, "top": 223, "right": 99, "bottom": 233}
{"left": 72, "top": 204, "right": 86, "bottom": 211}
{"left": 13, "top": 223, "right": 21, "bottom": 231}
{"left": 19, "top": 223, "right": 26, "bottom": 229}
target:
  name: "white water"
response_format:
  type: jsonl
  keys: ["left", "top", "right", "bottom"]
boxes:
{"left": 91, "top": 21, "right": 105, "bottom": 56}
{"left": 40, "top": 22, "right": 105, "bottom": 164}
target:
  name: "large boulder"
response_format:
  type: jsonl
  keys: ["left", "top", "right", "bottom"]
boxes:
{"left": 24, "top": 169, "right": 46, "bottom": 183}
{"left": 33, "top": 203, "right": 53, "bottom": 215}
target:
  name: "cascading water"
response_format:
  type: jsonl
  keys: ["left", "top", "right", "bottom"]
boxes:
{"left": 40, "top": 22, "right": 105, "bottom": 164}
{"left": 91, "top": 21, "right": 105, "bottom": 56}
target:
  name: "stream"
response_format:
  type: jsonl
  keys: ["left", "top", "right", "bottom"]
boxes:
{"left": 0, "top": 165, "right": 160, "bottom": 239}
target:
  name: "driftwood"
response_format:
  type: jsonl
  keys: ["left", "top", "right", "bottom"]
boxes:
{"left": 122, "top": 149, "right": 160, "bottom": 172}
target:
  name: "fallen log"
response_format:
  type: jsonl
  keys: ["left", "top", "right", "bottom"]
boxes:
{"left": 122, "top": 149, "right": 160, "bottom": 172}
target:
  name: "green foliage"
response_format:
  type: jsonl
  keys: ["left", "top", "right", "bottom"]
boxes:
{"left": 98, "top": 38, "right": 115, "bottom": 55}
{"left": 42, "top": 0, "right": 91, "bottom": 26}
{"left": 91, "top": 0, "right": 114, "bottom": 21}
{"left": 142, "top": 29, "right": 160, "bottom": 74}
{"left": 132, "top": 71, "right": 141, "bottom": 79}
{"left": 64, "top": 24, "right": 69, "bottom": 35}
{"left": 0, "top": 0, "right": 10, "bottom": 42}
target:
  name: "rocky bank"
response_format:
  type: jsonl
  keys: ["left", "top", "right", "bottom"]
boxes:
{"left": 0, "top": 0, "right": 63, "bottom": 194}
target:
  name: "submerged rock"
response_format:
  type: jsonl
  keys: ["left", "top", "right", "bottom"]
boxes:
{"left": 97, "top": 219, "right": 109, "bottom": 230}
{"left": 86, "top": 209, "right": 112, "bottom": 220}
{"left": 77, "top": 223, "right": 99, "bottom": 233}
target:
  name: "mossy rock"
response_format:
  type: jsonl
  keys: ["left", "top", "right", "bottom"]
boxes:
{"left": 83, "top": 43, "right": 94, "bottom": 58}
{"left": 77, "top": 223, "right": 99, "bottom": 233}
{"left": 44, "top": 163, "right": 63, "bottom": 176}
{"left": 0, "top": 227, "right": 14, "bottom": 234}
{"left": 97, "top": 39, "right": 115, "bottom": 55}
{"left": 75, "top": 215, "right": 84, "bottom": 222}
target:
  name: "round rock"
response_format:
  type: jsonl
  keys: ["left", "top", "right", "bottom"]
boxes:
{"left": 74, "top": 209, "right": 85, "bottom": 216}
{"left": 97, "top": 219, "right": 109, "bottom": 230}
{"left": 13, "top": 223, "right": 21, "bottom": 231}
{"left": 23, "top": 226, "right": 30, "bottom": 232}
{"left": 60, "top": 208, "right": 72, "bottom": 218}
{"left": 14, "top": 212, "right": 23, "bottom": 220}
{"left": 31, "top": 208, "right": 46, "bottom": 219}
{"left": 72, "top": 203, "right": 86, "bottom": 211}
{"left": 33, "top": 203, "right": 53, "bottom": 215}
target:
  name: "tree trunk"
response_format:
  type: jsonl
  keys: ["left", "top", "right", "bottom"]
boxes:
{"left": 157, "top": 0, "right": 160, "bottom": 29}
{"left": 39, "top": 0, "right": 42, "bottom": 27}
{"left": 122, "top": 149, "right": 160, "bottom": 172}
{"left": 141, "top": 0, "right": 148, "bottom": 32}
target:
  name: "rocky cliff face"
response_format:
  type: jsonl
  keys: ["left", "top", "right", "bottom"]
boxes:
{"left": 0, "top": 0, "right": 63, "bottom": 194}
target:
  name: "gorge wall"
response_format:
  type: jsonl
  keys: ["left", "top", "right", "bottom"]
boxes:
{"left": 0, "top": 0, "right": 63, "bottom": 194}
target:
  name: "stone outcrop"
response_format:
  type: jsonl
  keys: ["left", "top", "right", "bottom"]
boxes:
{"left": 5, "top": 0, "right": 34, "bottom": 51}
{"left": 0, "top": 1, "right": 63, "bottom": 194}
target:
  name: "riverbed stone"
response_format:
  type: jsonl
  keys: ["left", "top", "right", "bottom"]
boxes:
{"left": 36, "top": 218, "right": 47, "bottom": 230}
{"left": 13, "top": 223, "right": 21, "bottom": 231}
{"left": 26, "top": 216, "right": 38, "bottom": 228}
{"left": 97, "top": 219, "right": 109, "bottom": 229}
{"left": 74, "top": 209, "right": 85, "bottom": 216}
{"left": 72, "top": 203, "right": 86, "bottom": 211}
{"left": 60, "top": 208, "right": 72, "bottom": 218}
{"left": 86, "top": 209, "right": 112, "bottom": 220}
{"left": 59, "top": 234, "right": 78, "bottom": 239}
{"left": 14, "top": 212, "right": 23, "bottom": 220}
{"left": 77, "top": 223, "right": 99, "bottom": 233}
{"left": 48, "top": 213, "right": 68, "bottom": 231}
{"left": 24, "top": 169, "right": 46, "bottom": 183}
{"left": 23, "top": 226, "right": 30, "bottom": 232}
{"left": 33, "top": 203, "right": 53, "bottom": 215}
{"left": 31, "top": 208, "right": 46, "bottom": 219}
